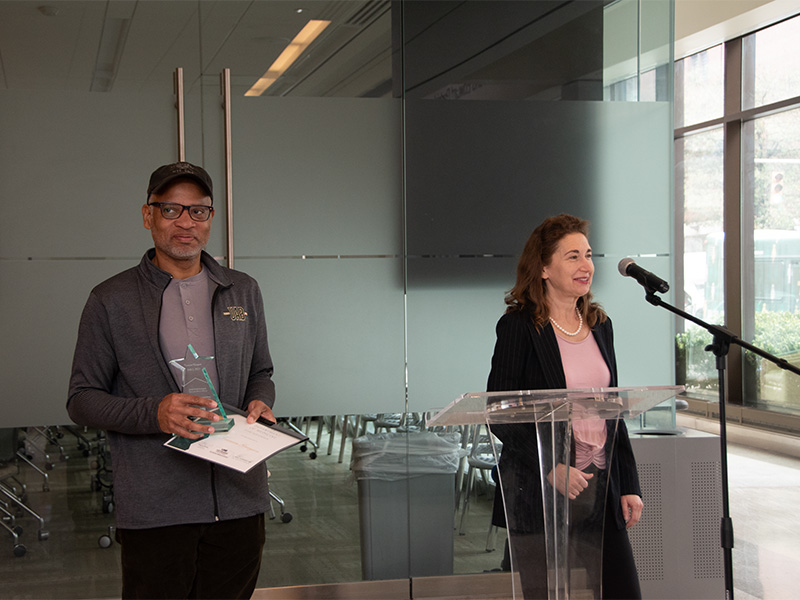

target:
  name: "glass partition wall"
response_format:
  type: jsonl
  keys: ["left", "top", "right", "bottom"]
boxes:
{"left": 0, "top": 0, "right": 673, "bottom": 596}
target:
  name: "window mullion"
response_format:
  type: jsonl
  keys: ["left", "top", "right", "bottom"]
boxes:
{"left": 723, "top": 38, "right": 743, "bottom": 406}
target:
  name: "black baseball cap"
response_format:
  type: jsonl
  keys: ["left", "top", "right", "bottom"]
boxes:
{"left": 147, "top": 162, "right": 213, "bottom": 203}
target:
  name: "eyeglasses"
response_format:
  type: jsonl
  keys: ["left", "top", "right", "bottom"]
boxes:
{"left": 148, "top": 202, "right": 214, "bottom": 222}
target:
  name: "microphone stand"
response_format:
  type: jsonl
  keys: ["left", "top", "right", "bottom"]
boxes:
{"left": 641, "top": 288, "right": 800, "bottom": 600}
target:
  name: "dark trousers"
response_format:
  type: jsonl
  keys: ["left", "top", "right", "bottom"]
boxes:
{"left": 510, "top": 468, "right": 641, "bottom": 600}
{"left": 511, "top": 517, "right": 641, "bottom": 600}
{"left": 116, "top": 513, "right": 266, "bottom": 599}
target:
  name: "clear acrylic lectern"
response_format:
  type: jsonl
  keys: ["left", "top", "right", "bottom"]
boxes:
{"left": 427, "top": 386, "right": 683, "bottom": 600}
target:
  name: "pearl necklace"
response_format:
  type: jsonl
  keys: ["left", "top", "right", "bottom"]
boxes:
{"left": 549, "top": 309, "right": 583, "bottom": 336}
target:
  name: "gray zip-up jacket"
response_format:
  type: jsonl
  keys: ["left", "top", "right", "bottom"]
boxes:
{"left": 68, "top": 249, "right": 275, "bottom": 529}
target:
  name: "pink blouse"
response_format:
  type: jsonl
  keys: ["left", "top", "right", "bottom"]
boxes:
{"left": 555, "top": 333, "right": 611, "bottom": 470}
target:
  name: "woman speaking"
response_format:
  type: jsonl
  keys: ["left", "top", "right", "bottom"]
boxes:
{"left": 488, "top": 214, "right": 643, "bottom": 599}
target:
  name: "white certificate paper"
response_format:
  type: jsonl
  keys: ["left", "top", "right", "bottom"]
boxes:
{"left": 164, "top": 414, "right": 305, "bottom": 473}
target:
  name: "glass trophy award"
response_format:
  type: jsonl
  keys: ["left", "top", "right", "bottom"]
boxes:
{"left": 169, "top": 344, "right": 235, "bottom": 436}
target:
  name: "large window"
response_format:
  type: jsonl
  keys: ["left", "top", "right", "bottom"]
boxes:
{"left": 676, "top": 15, "right": 800, "bottom": 420}
{"left": 675, "top": 126, "right": 724, "bottom": 400}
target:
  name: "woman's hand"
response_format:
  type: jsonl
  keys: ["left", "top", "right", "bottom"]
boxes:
{"left": 547, "top": 464, "right": 594, "bottom": 499}
{"left": 620, "top": 494, "right": 643, "bottom": 528}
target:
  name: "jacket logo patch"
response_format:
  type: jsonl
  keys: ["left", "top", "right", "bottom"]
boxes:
{"left": 223, "top": 306, "right": 248, "bottom": 321}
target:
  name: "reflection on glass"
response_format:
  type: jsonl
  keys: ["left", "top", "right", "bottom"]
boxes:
{"left": 1, "top": 0, "right": 674, "bottom": 596}
{"left": 402, "top": 0, "right": 607, "bottom": 101}
{"left": 603, "top": 0, "right": 672, "bottom": 102}
{"left": 743, "top": 15, "right": 800, "bottom": 110}
{"left": 605, "top": 65, "right": 668, "bottom": 102}
{"left": 676, "top": 45, "right": 723, "bottom": 128}
{"left": 259, "top": 416, "right": 511, "bottom": 586}
{"left": 743, "top": 109, "right": 800, "bottom": 415}
{"left": 603, "top": 0, "right": 639, "bottom": 100}
{"left": 221, "top": 1, "right": 392, "bottom": 98}
{"left": 677, "top": 128, "right": 724, "bottom": 399}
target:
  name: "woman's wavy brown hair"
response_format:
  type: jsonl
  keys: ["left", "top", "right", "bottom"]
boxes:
{"left": 505, "top": 214, "right": 607, "bottom": 329}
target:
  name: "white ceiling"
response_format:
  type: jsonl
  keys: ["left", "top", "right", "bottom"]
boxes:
{"left": 675, "top": 0, "right": 800, "bottom": 59}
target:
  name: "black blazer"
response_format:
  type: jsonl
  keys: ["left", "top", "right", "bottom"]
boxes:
{"left": 487, "top": 310, "right": 641, "bottom": 532}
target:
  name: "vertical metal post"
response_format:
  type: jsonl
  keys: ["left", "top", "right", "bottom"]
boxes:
{"left": 221, "top": 68, "right": 234, "bottom": 268}
{"left": 174, "top": 68, "right": 185, "bottom": 161}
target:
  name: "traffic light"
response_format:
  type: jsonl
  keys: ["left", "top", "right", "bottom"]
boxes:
{"left": 770, "top": 171, "right": 784, "bottom": 203}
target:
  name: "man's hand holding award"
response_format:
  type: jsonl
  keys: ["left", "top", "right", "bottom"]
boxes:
{"left": 163, "top": 345, "right": 306, "bottom": 472}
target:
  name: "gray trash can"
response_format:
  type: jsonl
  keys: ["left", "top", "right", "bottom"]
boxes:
{"left": 350, "top": 431, "right": 461, "bottom": 580}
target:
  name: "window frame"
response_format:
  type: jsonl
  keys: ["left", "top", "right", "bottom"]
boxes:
{"left": 675, "top": 14, "right": 800, "bottom": 430}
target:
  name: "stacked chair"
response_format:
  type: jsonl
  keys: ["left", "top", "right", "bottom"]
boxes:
{"left": 0, "top": 428, "right": 50, "bottom": 557}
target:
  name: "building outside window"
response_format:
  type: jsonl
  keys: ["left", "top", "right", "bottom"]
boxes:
{"left": 675, "top": 15, "right": 800, "bottom": 422}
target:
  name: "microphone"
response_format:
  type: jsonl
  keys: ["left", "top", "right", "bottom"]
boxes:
{"left": 618, "top": 258, "right": 670, "bottom": 294}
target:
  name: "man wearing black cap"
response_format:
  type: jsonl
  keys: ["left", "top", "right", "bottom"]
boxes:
{"left": 68, "top": 162, "right": 276, "bottom": 599}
